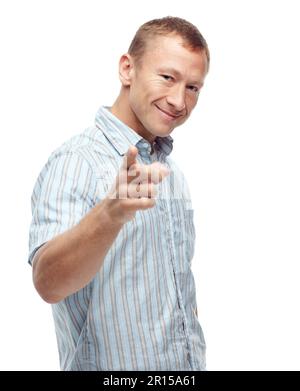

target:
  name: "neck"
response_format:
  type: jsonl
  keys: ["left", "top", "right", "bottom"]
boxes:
{"left": 110, "top": 89, "right": 156, "bottom": 145}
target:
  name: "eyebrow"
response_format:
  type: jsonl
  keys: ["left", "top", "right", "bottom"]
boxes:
{"left": 157, "top": 67, "right": 204, "bottom": 87}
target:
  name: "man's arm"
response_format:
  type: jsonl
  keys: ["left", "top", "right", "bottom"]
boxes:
{"left": 32, "top": 146, "right": 169, "bottom": 303}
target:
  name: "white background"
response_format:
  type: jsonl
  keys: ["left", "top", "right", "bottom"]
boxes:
{"left": 0, "top": 0, "right": 299, "bottom": 370}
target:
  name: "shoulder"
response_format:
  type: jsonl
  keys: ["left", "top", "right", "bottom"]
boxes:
{"left": 47, "top": 127, "right": 102, "bottom": 161}
{"left": 41, "top": 126, "right": 117, "bottom": 174}
{"left": 165, "top": 155, "right": 187, "bottom": 182}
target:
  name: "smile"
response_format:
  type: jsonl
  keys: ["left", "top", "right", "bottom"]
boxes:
{"left": 155, "top": 105, "right": 180, "bottom": 121}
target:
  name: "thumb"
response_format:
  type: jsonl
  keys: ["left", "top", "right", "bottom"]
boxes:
{"left": 122, "top": 146, "right": 138, "bottom": 170}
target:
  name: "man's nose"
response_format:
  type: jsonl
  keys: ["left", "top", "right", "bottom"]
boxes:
{"left": 166, "top": 85, "right": 186, "bottom": 113}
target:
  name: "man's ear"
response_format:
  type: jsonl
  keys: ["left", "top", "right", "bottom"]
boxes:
{"left": 118, "top": 54, "right": 135, "bottom": 87}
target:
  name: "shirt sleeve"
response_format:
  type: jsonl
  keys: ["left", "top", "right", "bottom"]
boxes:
{"left": 28, "top": 151, "right": 97, "bottom": 266}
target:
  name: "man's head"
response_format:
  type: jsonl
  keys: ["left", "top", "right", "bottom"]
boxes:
{"left": 112, "top": 16, "right": 210, "bottom": 143}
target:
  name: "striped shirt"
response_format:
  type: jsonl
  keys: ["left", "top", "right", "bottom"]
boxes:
{"left": 28, "top": 106, "right": 206, "bottom": 371}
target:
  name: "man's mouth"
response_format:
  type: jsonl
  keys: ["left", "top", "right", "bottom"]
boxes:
{"left": 155, "top": 105, "right": 181, "bottom": 120}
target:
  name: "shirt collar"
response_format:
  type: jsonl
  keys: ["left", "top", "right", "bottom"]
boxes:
{"left": 95, "top": 106, "right": 174, "bottom": 156}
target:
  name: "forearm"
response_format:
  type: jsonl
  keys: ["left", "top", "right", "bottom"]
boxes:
{"left": 32, "top": 198, "right": 123, "bottom": 303}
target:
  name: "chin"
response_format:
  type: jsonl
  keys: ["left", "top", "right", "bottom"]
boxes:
{"left": 151, "top": 127, "right": 173, "bottom": 138}
{"left": 148, "top": 122, "right": 174, "bottom": 137}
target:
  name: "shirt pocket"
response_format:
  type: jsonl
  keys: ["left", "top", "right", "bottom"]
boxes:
{"left": 183, "top": 208, "right": 196, "bottom": 262}
{"left": 172, "top": 200, "right": 196, "bottom": 264}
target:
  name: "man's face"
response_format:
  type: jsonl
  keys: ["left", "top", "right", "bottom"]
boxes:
{"left": 126, "top": 34, "right": 208, "bottom": 141}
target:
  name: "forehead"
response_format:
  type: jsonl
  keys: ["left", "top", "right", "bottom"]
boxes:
{"left": 142, "top": 34, "right": 208, "bottom": 79}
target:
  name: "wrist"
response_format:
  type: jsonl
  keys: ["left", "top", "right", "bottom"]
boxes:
{"left": 98, "top": 197, "right": 126, "bottom": 227}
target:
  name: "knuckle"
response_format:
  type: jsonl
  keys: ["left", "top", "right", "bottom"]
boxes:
{"left": 151, "top": 185, "right": 158, "bottom": 196}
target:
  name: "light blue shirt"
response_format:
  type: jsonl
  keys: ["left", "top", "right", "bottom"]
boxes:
{"left": 28, "top": 106, "right": 206, "bottom": 370}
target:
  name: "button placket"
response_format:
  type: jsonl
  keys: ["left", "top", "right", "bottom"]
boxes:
{"left": 160, "top": 165, "right": 194, "bottom": 369}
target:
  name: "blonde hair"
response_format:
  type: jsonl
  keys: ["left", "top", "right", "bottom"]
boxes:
{"left": 128, "top": 16, "right": 210, "bottom": 71}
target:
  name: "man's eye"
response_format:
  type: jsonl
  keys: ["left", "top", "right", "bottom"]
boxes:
{"left": 161, "top": 75, "right": 173, "bottom": 81}
{"left": 188, "top": 86, "right": 199, "bottom": 93}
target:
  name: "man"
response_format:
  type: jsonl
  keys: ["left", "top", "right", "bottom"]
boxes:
{"left": 28, "top": 16, "right": 209, "bottom": 371}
